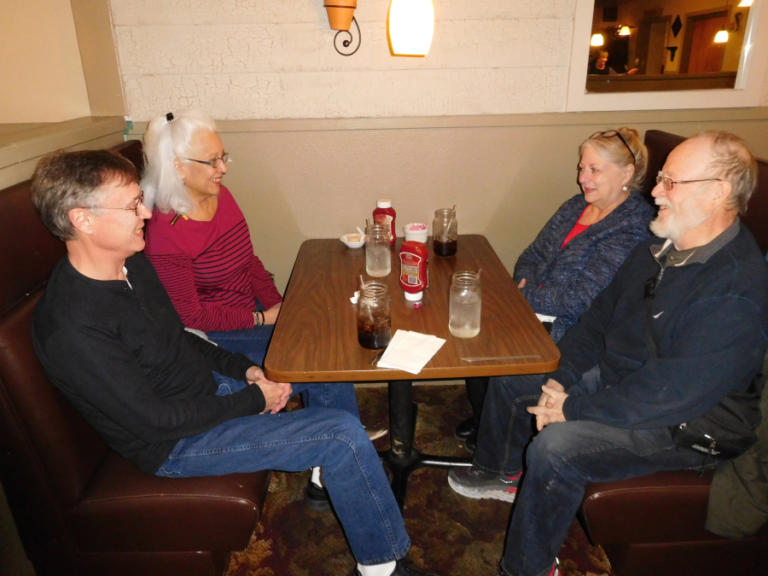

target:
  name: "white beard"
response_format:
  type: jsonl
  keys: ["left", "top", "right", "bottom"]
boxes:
{"left": 650, "top": 195, "right": 711, "bottom": 241}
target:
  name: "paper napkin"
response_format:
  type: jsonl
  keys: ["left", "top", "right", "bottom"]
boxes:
{"left": 376, "top": 329, "right": 446, "bottom": 374}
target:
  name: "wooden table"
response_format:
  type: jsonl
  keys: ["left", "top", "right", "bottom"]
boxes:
{"left": 264, "top": 234, "right": 560, "bottom": 504}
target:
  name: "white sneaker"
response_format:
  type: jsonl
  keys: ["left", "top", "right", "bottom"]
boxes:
{"left": 366, "top": 427, "right": 388, "bottom": 441}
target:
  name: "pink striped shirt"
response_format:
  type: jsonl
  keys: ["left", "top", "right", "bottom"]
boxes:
{"left": 144, "top": 186, "right": 282, "bottom": 331}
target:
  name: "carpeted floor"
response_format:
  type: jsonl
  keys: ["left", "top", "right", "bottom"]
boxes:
{"left": 225, "top": 383, "right": 615, "bottom": 576}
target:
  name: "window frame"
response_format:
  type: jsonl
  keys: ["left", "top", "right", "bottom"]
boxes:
{"left": 566, "top": 0, "right": 768, "bottom": 111}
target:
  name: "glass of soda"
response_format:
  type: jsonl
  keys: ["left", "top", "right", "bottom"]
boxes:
{"left": 357, "top": 281, "right": 392, "bottom": 349}
{"left": 432, "top": 208, "right": 458, "bottom": 256}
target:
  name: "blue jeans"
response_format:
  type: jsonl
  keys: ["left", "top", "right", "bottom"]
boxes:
{"left": 477, "top": 373, "right": 714, "bottom": 576}
{"left": 157, "top": 375, "right": 409, "bottom": 565}
{"left": 208, "top": 325, "right": 360, "bottom": 418}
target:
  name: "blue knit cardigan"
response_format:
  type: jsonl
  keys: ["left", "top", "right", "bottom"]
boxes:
{"left": 513, "top": 192, "right": 654, "bottom": 342}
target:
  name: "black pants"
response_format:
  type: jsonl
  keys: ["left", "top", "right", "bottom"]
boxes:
{"left": 465, "top": 376, "right": 489, "bottom": 424}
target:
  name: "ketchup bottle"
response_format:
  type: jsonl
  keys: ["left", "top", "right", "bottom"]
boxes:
{"left": 373, "top": 199, "right": 396, "bottom": 246}
{"left": 399, "top": 241, "right": 428, "bottom": 308}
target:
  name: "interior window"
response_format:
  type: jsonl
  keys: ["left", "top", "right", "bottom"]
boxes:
{"left": 586, "top": 0, "right": 751, "bottom": 93}
{"left": 566, "top": 0, "right": 766, "bottom": 111}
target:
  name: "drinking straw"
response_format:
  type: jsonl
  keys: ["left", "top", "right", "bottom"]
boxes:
{"left": 444, "top": 206, "right": 456, "bottom": 236}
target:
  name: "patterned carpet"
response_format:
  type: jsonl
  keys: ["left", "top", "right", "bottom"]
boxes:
{"left": 225, "top": 383, "right": 614, "bottom": 576}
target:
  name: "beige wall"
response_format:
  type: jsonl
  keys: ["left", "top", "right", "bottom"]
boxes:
{"left": 70, "top": 0, "right": 125, "bottom": 116}
{"left": 127, "top": 109, "right": 768, "bottom": 294}
{"left": 0, "top": 0, "right": 90, "bottom": 122}
{"left": 3, "top": 1, "right": 767, "bottom": 122}
{"left": 0, "top": 117, "right": 126, "bottom": 189}
{"left": 110, "top": 0, "right": 575, "bottom": 120}
{"left": 111, "top": 0, "right": 768, "bottom": 120}
{"left": 2, "top": 1, "right": 767, "bottom": 295}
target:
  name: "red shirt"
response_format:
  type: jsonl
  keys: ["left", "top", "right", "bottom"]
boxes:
{"left": 144, "top": 186, "right": 282, "bottom": 331}
{"left": 560, "top": 207, "right": 591, "bottom": 249}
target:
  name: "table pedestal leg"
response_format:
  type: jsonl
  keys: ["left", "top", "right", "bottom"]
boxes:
{"left": 382, "top": 380, "right": 472, "bottom": 508}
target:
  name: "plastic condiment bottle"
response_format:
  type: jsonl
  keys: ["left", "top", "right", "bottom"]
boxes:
{"left": 373, "top": 199, "right": 396, "bottom": 246}
{"left": 399, "top": 241, "right": 428, "bottom": 309}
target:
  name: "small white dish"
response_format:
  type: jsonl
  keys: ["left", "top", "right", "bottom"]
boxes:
{"left": 340, "top": 233, "right": 365, "bottom": 248}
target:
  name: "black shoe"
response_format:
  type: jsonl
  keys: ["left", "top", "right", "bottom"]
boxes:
{"left": 454, "top": 417, "right": 477, "bottom": 440}
{"left": 305, "top": 480, "right": 331, "bottom": 512}
{"left": 353, "top": 558, "right": 440, "bottom": 576}
{"left": 464, "top": 432, "right": 477, "bottom": 453}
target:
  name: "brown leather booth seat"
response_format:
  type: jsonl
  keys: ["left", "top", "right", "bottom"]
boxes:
{"left": 0, "top": 140, "right": 270, "bottom": 576}
{"left": 580, "top": 130, "right": 768, "bottom": 576}
{"left": 582, "top": 470, "right": 768, "bottom": 575}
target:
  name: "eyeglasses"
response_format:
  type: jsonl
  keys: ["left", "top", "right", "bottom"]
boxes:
{"left": 182, "top": 153, "right": 231, "bottom": 168}
{"left": 590, "top": 129, "right": 635, "bottom": 164}
{"left": 655, "top": 171, "right": 723, "bottom": 192}
{"left": 93, "top": 192, "right": 145, "bottom": 217}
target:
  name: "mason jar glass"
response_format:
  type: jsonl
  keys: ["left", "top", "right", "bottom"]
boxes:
{"left": 449, "top": 270, "right": 481, "bottom": 338}
{"left": 365, "top": 223, "right": 392, "bottom": 277}
{"left": 432, "top": 208, "right": 458, "bottom": 256}
{"left": 357, "top": 281, "right": 392, "bottom": 349}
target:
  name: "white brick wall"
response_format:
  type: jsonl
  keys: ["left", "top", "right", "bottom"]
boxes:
{"left": 110, "top": 0, "right": 577, "bottom": 120}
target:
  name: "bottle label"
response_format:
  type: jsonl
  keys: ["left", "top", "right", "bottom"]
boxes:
{"left": 399, "top": 251, "right": 425, "bottom": 289}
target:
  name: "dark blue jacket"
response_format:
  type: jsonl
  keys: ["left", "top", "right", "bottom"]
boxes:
{"left": 514, "top": 192, "right": 654, "bottom": 341}
{"left": 557, "top": 222, "right": 768, "bottom": 429}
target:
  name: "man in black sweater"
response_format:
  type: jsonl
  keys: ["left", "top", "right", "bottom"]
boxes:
{"left": 31, "top": 149, "right": 436, "bottom": 576}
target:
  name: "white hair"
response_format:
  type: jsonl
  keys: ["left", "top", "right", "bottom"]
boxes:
{"left": 140, "top": 110, "right": 217, "bottom": 214}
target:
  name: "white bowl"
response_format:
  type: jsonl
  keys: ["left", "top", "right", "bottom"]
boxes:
{"left": 340, "top": 233, "right": 365, "bottom": 249}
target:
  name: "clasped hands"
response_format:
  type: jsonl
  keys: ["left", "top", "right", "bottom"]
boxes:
{"left": 245, "top": 366, "right": 292, "bottom": 414}
{"left": 526, "top": 378, "right": 568, "bottom": 431}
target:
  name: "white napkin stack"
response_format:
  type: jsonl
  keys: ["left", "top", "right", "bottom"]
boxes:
{"left": 376, "top": 329, "right": 446, "bottom": 374}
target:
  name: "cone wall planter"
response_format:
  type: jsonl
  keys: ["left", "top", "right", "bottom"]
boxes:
{"left": 325, "top": 0, "right": 357, "bottom": 31}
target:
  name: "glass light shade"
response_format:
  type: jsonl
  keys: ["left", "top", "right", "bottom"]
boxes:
{"left": 388, "top": 0, "right": 435, "bottom": 56}
{"left": 618, "top": 25, "right": 631, "bottom": 36}
{"left": 714, "top": 29, "right": 729, "bottom": 43}
{"left": 737, "top": 0, "right": 753, "bottom": 7}
{"left": 590, "top": 33, "right": 605, "bottom": 47}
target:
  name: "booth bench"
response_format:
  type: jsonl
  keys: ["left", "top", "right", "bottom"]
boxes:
{"left": 0, "top": 140, "right": 270, "bottom": 576}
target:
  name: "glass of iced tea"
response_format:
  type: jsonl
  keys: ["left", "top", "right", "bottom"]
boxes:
{"left": 432, "top": 207, "right": 457, "bottom": 256}
{"left": 357, "top": 281, "right": 392, "bottom": 349}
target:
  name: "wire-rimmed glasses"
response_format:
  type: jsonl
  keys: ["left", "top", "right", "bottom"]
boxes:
{"left": 182, "top": 153, "right": 231, "bottom": 168}
{"left": 655, "top": 171, "right": 723, "bottom": 192}
{"left": 92, "top": 192, "right": 145, "bottom": 216}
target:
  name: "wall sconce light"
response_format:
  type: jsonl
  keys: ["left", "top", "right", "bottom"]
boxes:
{"left": 713, "top": 11, "right": 743, "bottom": 44}
{"left": 325, "top": 0, "right": 361, "bottom": 56}
{"left": 617, "top": 25, "right": 631, "bottom": 37}
{"left": 325, "top": 0, "right": 356, "bottom": 30}
{"left": 590, "top": 33, "right": 605, "bottom": 47}
{"left": 714, "top": 28, "right": 729, "bottom": 43}
{"left": 387, "top": 0, "right": 435, "bottom": 57}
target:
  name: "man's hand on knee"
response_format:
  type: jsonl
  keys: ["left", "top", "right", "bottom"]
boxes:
{"left": 536, "top": 378, "right": 564, "bottom": 408}
{"left": 529, "top": 381, "right": 567, "bottom": 431}
{"left": 256, "top": 380, "right": 292, "bottom": 413}
{"left": 246, "top": 367, "right": 292, "bottom": 413}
